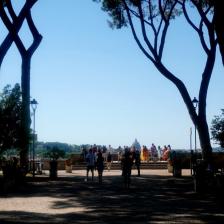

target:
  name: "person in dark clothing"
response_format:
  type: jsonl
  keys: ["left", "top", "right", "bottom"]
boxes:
{"left": 96, "top": 150, "right": 104, "bottom": 184}
{"left": 121, "top": 148, "right": 134, "bottom": 189}
{"left": 134, "top": 150, "right": 141, "bottom": 176}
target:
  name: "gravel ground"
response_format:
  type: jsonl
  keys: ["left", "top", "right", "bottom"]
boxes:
{"left": 0, "top": 169, "right": 224, "bottom": 224}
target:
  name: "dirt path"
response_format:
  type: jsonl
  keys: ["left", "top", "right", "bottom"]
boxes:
{"left": 0, "top": 169, "right": 224, "bottom": 224}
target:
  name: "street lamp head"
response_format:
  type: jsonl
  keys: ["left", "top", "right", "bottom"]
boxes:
{"left": 192, "top": 97, "right": 199, "bottom": 109}
{"left": 30, "top": 98, "right": 38, "bottom": 111}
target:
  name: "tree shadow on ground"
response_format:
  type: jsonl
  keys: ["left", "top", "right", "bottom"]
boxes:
{"left": 0, "top": 173, "right": 224, "bottom": 223}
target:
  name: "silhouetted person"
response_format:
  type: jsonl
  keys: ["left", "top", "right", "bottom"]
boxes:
{"left": 96, "top": 150, "right": 104, "bottom": 184}
{"left": 134, "top": 150, "right": 141, "bottom": 176}
{"left": 85, "top": 148, "right": 96, "bottom": 181}
{"left": 150, "top": 143, "right": 158, "bottom": 161}
{"left": 121, "top": 148, "right": 134, "bottom": 189}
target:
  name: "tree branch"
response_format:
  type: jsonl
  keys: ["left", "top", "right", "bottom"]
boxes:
{"left": 198, "top": 44, "right": 216, "bottom": 120}
{"left": 199, "top": 20, "right": 209, "bottom": 54}
{"left": 154, "top": 61, "right": 198, "bottom": 123}
{"left": 191, "top": 0, "right": 215, "bottom": 47}
{"left": 181, "top": 0, "right": 209, "bottom": 54}
{"left": 0, "top": 0, "right": 37, "bottom": 67}
{"left": 147, "top": 1, "right": 158, "bottom": 50}
{"left": 5, "top": 0, "right": 17, "bottom": 21}
{"left": 158, "top": 0, "right": 177, "bottom": 60}
{"left": 137, "top": 2, "right": 159, "bottom": 60}
{"left": 122, "top": 0, "right": 155, "bottom": 63}
{"left": 0, "top": 1, "right": 26, "bottom": 55}
{"left": 26, "top": 10, "right": 43, "bottom": 57}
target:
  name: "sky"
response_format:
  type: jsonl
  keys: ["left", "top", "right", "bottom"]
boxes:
{"left": 0, "top": 0, "right": 223, "bottom": 149}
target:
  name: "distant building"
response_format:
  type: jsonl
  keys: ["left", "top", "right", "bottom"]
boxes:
{"left": 132, "top": 138, "right": 141, "bottom": 151}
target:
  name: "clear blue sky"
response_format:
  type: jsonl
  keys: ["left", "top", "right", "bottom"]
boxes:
{"left": 0, "top": 1, "right": 223, "bottom": 149}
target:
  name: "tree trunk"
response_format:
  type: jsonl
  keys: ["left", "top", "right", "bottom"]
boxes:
{"left": 213, "top": 1, "right": 224, "bottom": 65}
{"left": 154, "top": 50, "right": 215, "bottom": 167}
{"left": 197, "top": 117, "right": 212, "bottom": 162}
{"left": 19, "top": 55, "right": 31, "bottom": 170}
{"left": 0, "top": 0, "right": 42, "bottom": 172}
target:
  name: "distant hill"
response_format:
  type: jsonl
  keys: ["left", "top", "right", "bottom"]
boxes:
{"left": 35, "top": 141, "right": 81, "bottom": 158}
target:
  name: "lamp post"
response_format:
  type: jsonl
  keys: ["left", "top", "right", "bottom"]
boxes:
{"left": 30, "top": 99, "right": 38, "bottom": 177}
{"left": 192, "top": 97, "right": 199, "bottom": 152}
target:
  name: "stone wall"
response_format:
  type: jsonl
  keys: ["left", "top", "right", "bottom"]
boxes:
{"left": 42, "top": 159, "right": 66, "bottom": 170}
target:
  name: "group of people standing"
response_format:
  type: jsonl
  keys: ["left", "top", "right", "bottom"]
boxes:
{"left": 83, "top": 143, "right": 172, "bottom": 188}
{"left": 85, "top": 148, "right": 103, "bottom": 184}
{"left": 141, "top": 144, "right": 172, "bottom": 161}
{"left": 84, "top": 145, "right": 141, "bottom": 189}
{"left": 84, "top": 147, "right": 112, "bottom": 184}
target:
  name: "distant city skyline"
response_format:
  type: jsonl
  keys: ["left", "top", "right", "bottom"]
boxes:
{"left": 0, "top": 1, "right": 223, "bottom": 150}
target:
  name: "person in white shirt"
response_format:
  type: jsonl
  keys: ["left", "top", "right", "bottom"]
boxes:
{"left": 85, "top": 148, "right": 96, "bottom": 181}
